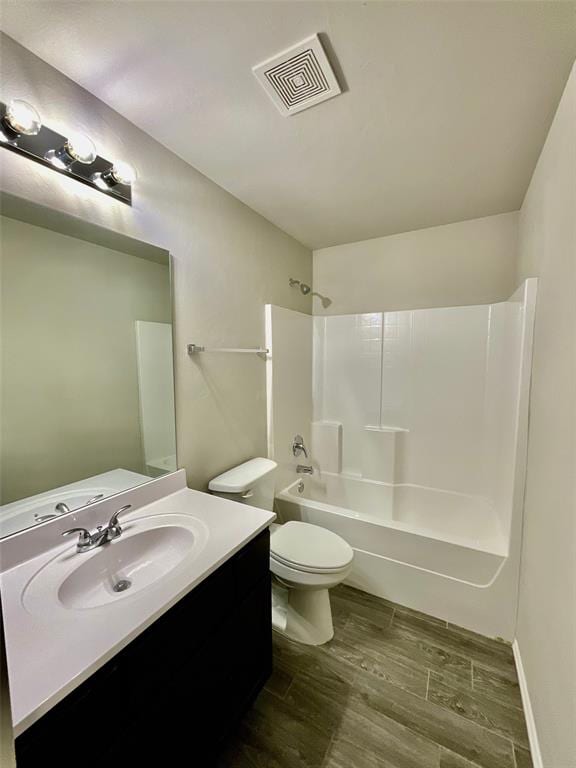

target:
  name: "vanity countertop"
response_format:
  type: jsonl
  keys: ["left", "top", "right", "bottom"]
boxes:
{"left": 1, "top": 481, "right": 275, "bottom": 736}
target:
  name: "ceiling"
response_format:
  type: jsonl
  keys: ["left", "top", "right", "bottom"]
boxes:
{"left": 1, "top": 2, "right": 575, "bottom": 249}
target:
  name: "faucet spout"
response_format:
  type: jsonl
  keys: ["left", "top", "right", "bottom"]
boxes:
{"left": 296, "top": 465, "right": 314, "bottom": 475}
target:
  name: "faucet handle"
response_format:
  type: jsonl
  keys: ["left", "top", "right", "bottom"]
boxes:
{"left": 62, "top": 527, "right": 92, "bottom": 548}
{"left": 85, "top": 494, "right": 104, "bottom": 506}
{"left": 107, "top": 504, "right": 132, "bottom": 538}
{"left": 292, "top": 434, "right": 308, "bottom": 458}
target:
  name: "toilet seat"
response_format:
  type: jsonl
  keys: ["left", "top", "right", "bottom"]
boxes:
{"left": 270, "top": 521, "right": 353, "bottom": 574}
{"left": 271, "top": 552, "right": 348, "bottom": 574}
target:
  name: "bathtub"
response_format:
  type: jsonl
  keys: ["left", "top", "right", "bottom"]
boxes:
{"left": 275, "top": 473, "right": 518, "bottom": 638}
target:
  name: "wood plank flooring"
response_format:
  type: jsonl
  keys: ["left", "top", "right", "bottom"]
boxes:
{"left": 218, "top": 584, "right": 533, "bottom": 768}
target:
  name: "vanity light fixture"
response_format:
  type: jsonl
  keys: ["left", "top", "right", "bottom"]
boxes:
{"left": 0, "top": 98, "right": 133, "bottom": 205}
{"left": 45, "top": 132, "right": 97, "bottom": 169}
{"left": 1, "top": 99, "right": 42, "bottom": 139}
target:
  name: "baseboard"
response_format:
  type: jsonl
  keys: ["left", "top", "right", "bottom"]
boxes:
{"left": 513, "top": 639, "right": 544, "bottom": 768}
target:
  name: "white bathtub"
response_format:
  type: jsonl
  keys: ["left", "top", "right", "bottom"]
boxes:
{"left": 277, "top": 474, "right": 506, "bottom": 586}
{"left": 275, "top": 473, "right": 521, "bottom": 638}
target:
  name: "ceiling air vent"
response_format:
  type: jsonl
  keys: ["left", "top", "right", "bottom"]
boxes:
{"left": 253, "top": 34, "right": 341, "bottom": 116}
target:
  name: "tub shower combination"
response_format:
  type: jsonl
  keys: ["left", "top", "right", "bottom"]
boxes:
{"left": 267, "top": 279, "right": 537, "bottom": 639}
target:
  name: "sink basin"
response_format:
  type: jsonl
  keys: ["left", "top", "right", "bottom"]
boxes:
{"left": 58, "top": 526, "right": 196, "bottom": 609}
{"left": 23, "top": 513, "right": 209, "bottom": 615}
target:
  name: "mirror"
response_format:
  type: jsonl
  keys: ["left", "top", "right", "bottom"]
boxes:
{"left": 0, "top": 196, "right": 176, "bottom": 538}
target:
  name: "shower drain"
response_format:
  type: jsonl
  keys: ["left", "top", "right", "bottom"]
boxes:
{"left": 113, "top": 579, "right": 132, "bottom": 593}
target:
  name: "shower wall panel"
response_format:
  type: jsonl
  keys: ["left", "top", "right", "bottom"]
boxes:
{"left": 313, "top": 299, "right": 522, "bottom": 518}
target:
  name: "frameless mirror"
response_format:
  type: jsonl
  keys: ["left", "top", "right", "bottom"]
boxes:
{"left": 0, "top": 195, "right": 176, "bottom": 538}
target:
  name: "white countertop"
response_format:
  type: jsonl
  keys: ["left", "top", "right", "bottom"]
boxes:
{"left": 1, "top": 483, "right": 275, "bottom": 736}
{"left": 0, "top": 468, "right": 151, "bottom": 538}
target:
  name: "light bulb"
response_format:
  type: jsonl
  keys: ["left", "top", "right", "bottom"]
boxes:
{"left": 4, "top": 99, "right": 42, "bottom": 136}
{"left": 92, "top": 160, "right": 137, "bottom": 188}
{"left": 65, "top": 133, "right": 97, "bottom": 164}
{"left": 110, "top": 161, "right": 137, "bottom": 185}
{"left": 45, "top": 132, "right": 97, "bottom": 168}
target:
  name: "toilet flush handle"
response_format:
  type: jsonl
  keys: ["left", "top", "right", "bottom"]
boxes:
{"left": 241, "top": 490, "right": 254, "bottom": 499}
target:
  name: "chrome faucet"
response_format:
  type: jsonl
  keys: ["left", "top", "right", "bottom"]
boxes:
{"left": 292, "top": 434, "right": 308, "bottom": 458}
{"left": 62, "top": 504, "right": 132, "bottom": 553}
{"left": 296, "top": 464, "right": 314, "bottom": 475}
{"left": 53, "top": 494, "right": 104, "bottom": 517}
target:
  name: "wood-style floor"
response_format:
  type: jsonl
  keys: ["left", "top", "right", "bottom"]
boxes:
{"left": 219, "top": 584, "right": 533, "bottom": 768}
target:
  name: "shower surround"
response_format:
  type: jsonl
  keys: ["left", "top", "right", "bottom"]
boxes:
{"left": 266, "top": 279, "right": 536, "bottom": 639}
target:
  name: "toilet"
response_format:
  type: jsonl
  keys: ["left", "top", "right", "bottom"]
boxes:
{"left": 208, "top": 458, "right": 354, "bottom": 646}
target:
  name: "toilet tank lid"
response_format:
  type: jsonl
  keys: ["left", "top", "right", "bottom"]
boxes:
{"left": 208, "top": 458, "right": 277, "bottom": 494}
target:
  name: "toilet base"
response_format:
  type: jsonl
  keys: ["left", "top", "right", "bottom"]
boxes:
{"left": 271, "top": 580, "right": 334, "bottom": 646}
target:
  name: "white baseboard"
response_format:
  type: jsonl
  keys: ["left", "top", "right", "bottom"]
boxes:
{"left": 513, "top": 639, "right": 544, "bottom": 768}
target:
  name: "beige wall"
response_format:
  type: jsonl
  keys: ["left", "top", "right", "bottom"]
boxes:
{"left": 0, "top": 215, "right": 171, "bottom": 504}
{"left": 0, "top": 34, "right": 312, "bottom": 490}
{"left": 313, "top": 212, "right": 518, "bottom": 314}
{"left": 515, "top": 63, "right": 576, "bottom": 767}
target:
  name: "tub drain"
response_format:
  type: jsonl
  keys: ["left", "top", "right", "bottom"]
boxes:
{"left": 113, "top": 579, "right": 132, "bottom": 593}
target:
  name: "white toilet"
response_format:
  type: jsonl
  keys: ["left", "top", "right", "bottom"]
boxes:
{"left": 208, "top": 458, "right": 354, "bottom": 646}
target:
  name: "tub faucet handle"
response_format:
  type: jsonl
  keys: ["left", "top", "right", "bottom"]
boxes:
{"left": 292, "top": 435, "right": 308, "bottom": 458}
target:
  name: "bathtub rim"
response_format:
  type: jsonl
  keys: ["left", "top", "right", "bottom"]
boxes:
{"left": 276, "top": 475, "right": 508, "bottom": 559}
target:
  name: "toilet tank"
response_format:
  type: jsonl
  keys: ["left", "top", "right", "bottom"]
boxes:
{"left": 208, "top": 458, "right": 277, "bottom": 511}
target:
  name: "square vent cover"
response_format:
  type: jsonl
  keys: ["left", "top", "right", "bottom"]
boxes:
{"left": 253, "top": 34, "right": 341, "bottom": 116}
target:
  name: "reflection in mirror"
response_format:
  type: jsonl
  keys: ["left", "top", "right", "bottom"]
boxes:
{"left": 0, "top": 208, "right": 176, "bottom": 539}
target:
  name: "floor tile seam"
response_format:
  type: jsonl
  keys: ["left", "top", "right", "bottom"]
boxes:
{"left": 394, "top": 628, "right": 513, "bottom": 675}
{"left": 350, "top": 640, "right": 473, "bottom": 690}
{"left": 396, "top": 617, "right": 515, "bottom": 660}
{"left": 280, "top": 673, "right": 296, "bottom": 701}
{"left": 399, "top": 625, "right": 513, "bottom": 658}
{"left": 393, "top": 613, "right": 449, "bottom": 631}
{"left": 472, "top": 661, "right": 524, "bottom": 712}
{"left": 446, "top": 624, "right": 514, "bottom": 647}
{"left": 319, "top": 731, "right": 337, "bottom": 768}
{"left": 439, "top": 744, "right": 499, "bottom": 768}
{"left": 431, "top": 670, "right": 530, "bottom": 722}
{"left": 352, "top": 666, "right": 518, "bottom": 756}
{"left": 511, "top": 739, "right": 519, "bottom": 768}
{"left": 365, "top": 612, "right": 477, "bottom": 666}
{"left": 346, "top": 647, "right": 431, "bottom": 700}
{"left": 347, "top": 689, "right": 450, "bottom": 764}
{"left": 347, "top": 616, "right": 475, "bottom": 674}
{"left": 343, "top": 593, "right": 507, "bottom": 654}
{"left": 424, "top": 684, "right": 531, "bottom": 752}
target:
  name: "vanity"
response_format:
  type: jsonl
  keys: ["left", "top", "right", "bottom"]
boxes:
{"left": 0, "top": 198, "right": 275, "bottom": 764}
{"left": 1, "top": 471, "right": 274, "bottom": 766}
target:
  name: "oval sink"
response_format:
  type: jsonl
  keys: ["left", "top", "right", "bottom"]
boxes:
{"left": 58, "top": 526, "right": 195, "bottom": 609}
{"left": 23, "top": 513, "right": 209, "bottom": 615}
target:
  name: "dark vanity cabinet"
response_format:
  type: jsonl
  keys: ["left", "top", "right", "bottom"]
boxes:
{"left": 15, "top": 529, "right": 272, "bottom": 767}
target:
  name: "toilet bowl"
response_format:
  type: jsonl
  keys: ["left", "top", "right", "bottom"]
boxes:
{"left": 270, "top": 521, "right": 353, "bottom": 645}
{"left": 208, "top": 458, "right": 354, "bottom": 646}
